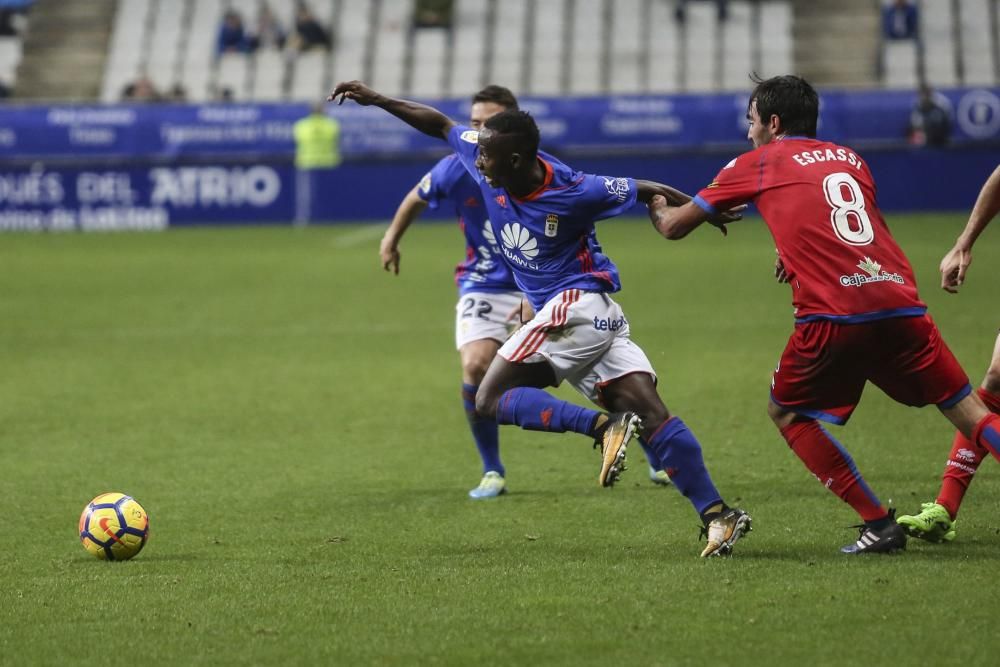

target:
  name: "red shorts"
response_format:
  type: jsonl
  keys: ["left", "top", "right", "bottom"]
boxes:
{"left": 771, "top": 314, "right": 971, "bottom": 424}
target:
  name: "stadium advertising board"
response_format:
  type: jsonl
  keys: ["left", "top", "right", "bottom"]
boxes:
{"left": 0, "top": 164, "right": 294, "bottom": 230}
{"left": 0, "top": 87, "right": 997, "bottom": 161}
{"left": 0, "top": 88, "right": 998, "bottom": 226}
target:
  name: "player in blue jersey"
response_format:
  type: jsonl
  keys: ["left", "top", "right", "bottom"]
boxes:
{"left": 332, "top": 80, "right": 751, "bottom": 557}
{"left": 381, "top": 85, "right": 672, "bottom": 499}
{"left": 380, "top": 86, "right": 523, "bottom": 499}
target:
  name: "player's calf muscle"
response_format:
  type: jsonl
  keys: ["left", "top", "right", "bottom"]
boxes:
{"left": 602, "top": 375, "right": 668, "bottom": 430}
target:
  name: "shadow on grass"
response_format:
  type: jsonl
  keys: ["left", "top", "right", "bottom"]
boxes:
{"left": 67, "top": 552, "right": 203, "bottom": 566}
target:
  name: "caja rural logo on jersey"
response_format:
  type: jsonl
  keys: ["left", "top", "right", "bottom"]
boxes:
{"left": 839, "top": 256, "right": 905, "bottom": 288}
{"left": 500, "top": 222, "right": 540, "bottom": 268}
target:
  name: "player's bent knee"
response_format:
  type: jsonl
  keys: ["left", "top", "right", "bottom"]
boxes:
{"left": 462, "top": 359, "right": 492, "bottom": 385}
{"left": 767, "top": 400, "right": 796, "bottom": 428}
{"left": 474, "top": 388, "right": 499, "bottom": 420}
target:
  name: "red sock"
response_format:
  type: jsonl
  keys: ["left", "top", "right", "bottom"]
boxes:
{"left": 936, "top": 431, "right": 986, "bottom": 519}
{"left": 936, "top": 389, "right": 1000, "bottom": 518}
{"left": 972, "top": 412, "right": 1000, "bottom": 462}
{"left": 780, "top": 421, "right": 887, "bottom": 522}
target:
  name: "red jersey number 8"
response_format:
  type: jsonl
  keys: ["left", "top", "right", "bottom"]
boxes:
{"left": 823, "top": 172, "right": 874, "bottom": 246}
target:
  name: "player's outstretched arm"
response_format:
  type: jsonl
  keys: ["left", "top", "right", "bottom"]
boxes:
{"left": 329, "top": 80, "right": 456, "bottom": 140}
{"left": 635, "top": 180, "right": 692, "bottom": 207}
{"left": 380, "top": 185, "right": 428, "bottom": 275}
{"left": 941, "top": 164, "right": 1000, "bottom": 292}
{"left": 645, "top": 196, "right": 743, "bottom": 240}
{"left": 647, "top": 197, "right": 710, "bottom": 240}
{"left": 638, "top": 180, "right": 743, "bottom": 239}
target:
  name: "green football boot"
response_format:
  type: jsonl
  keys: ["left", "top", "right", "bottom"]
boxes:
{"left": 897, "top": 502, "right": 956, "bottom": 543}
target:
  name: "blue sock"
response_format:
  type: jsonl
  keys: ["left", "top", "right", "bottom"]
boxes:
{"left": 462, "top": 383, "right": 504, "bottom": 476}
{"left": 495, "top": 387, "right": 600, "bottom": 435}
{"left": 646, "top": 417, "right": 723, "bottom": 516}
{"left": 637, "top": 436, "right": 661, "bottom": 471}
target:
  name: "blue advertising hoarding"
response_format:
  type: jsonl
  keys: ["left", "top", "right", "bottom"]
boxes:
{"left": 0, "top": 163, "right": 295, "bottom": 229}
{"left": 1, "top": 87, "right": 998, "bottom": 161}
{"left": 0, "top": 87, "right": 998, "bottom": 227}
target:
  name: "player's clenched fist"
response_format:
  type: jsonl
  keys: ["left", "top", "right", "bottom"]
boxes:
{"left": 329, "top": 81, "right": 381, "bottom": 106}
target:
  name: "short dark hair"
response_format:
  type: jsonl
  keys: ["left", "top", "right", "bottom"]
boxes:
{"left": 749, "top": 74, "right": 819, "bottom": 137}
{"left": 472, "top": 85, "right": 519, "bottom": 111}
{"left": 484, "top": 109, "right": 539, "bottom": 157}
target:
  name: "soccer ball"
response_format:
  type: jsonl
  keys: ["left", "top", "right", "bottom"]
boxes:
{"left": 79, "top": 492, "right": 150, "bottom": 561}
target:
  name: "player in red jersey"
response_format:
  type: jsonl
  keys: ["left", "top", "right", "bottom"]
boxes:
{"left": 646, "top": 74, "right": 1000, "bottom": 554}
{"left": 897, "top": 164, "right": 1000, "bottom": 542}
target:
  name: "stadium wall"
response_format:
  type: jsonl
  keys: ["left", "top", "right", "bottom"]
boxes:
{"left": 0, "top": 88, "right": 998, "bottom": 229}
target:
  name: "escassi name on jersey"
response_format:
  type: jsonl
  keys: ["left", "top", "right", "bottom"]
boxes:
{"left": 791, "top": 147, "right": 861, "bottom": 169}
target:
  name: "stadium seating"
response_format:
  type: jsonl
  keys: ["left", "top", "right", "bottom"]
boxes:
{"left": 883, "top": 0, "right": 999, "bottom": 89}
{"left": 91, "top": 0, "right": 998, "bottom": 104}
{"left": 758, "top": 1, "right": 793, "bottom": 79}
{"left": 369, "top": 2, "right": 409, "bottom": 97}
{"left": 0, "top": 34, "right": 21, "bottom": 89}
{"left": 720, "top": 1, "right": 753, "bottom": 90}
{"left": 917, "top": 0, "right": 957, "bottom": 87}
{"left": 608, "top": 0, "right": 643, "bottom": 94}
{"left": 957, "top": 0, "right": 996, "bottom": 86}
{"left": 330, "top": 0, "right": 371, "bottom": 92}
{"left": 0, "top": 0, "right": 30, "bottom": 93}
{"left": 487, "top": 0, "right": 528, "bottom": 95}
{"left": 645, "top": 0, "right": 680, "bottom": 93}
{"left": 567, "top": 0, "right": 604, "bottom": 95}
{"left": 525, "top": 0, "right": 565, "bottom": 95}
{"left": 447, "top": 0, "right": 488, "bottom": 96}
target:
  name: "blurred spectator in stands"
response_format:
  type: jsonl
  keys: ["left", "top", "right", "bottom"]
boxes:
{"left": 883, "top": 0, "right": 918, "bottom": 40}
{"left": 121, "top": 76, "right": 161, "bottom": 103}
{"left": 674, "top": 0, "right": 729, "bottom": 23}
{"left": 0, "top": 78, "right": 10, "bottom": 99}
{"left": 166, "top": 83, "right": 187, "bottom": 103}
{"left": 215, "top": 86, "right": 235, "bottom": 103}
{"left": 909, "top": 84, "right": 951, "bottom": 147}
{"left": 414, "top": 0, "right": 453, "bottom": 28}
{"left": 290, "top": 4, "right": 331, "bottom": 52}
{"left": 293, "top": 102, "right": 341, "bottom": 224}
{"left": 249, "top": 4, "right": 286, "bottom": 51}
{"left": 0, "top": 10, "right": 17, "bottom": 36}
{"left": 0, "top": 0, "right": 31, "bottom": 37}
{"left": 217, "top": 9, "right": 251, "bottom": 55}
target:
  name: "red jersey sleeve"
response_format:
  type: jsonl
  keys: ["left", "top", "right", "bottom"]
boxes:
{"left": 693, "top": 149, "right": 766, "bottom": 216}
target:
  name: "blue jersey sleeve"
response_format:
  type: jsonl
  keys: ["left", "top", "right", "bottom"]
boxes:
{"left": 416, "top": 155, "right": 464, "bottom": 210}
{"left": 580, "top": 174, "right": 638, "bottom": 221}
{"left": 445, "top": 125, "right": 484, "bottom": 185}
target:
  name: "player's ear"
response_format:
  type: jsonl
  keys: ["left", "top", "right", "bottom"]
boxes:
{"left": 509, "top": 152, "right": 522, "bottom": 169}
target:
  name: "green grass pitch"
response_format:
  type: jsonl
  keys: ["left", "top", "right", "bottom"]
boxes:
{"left": 1, "top": 214, "right": 998, "bottom": 665}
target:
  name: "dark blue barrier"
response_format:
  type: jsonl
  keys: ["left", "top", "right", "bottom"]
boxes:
{"left": 315, "top": 144, "right": 1000, "bottom": 220}
{"left": 1, "top": 144, "right": 997, "bottom": 230}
